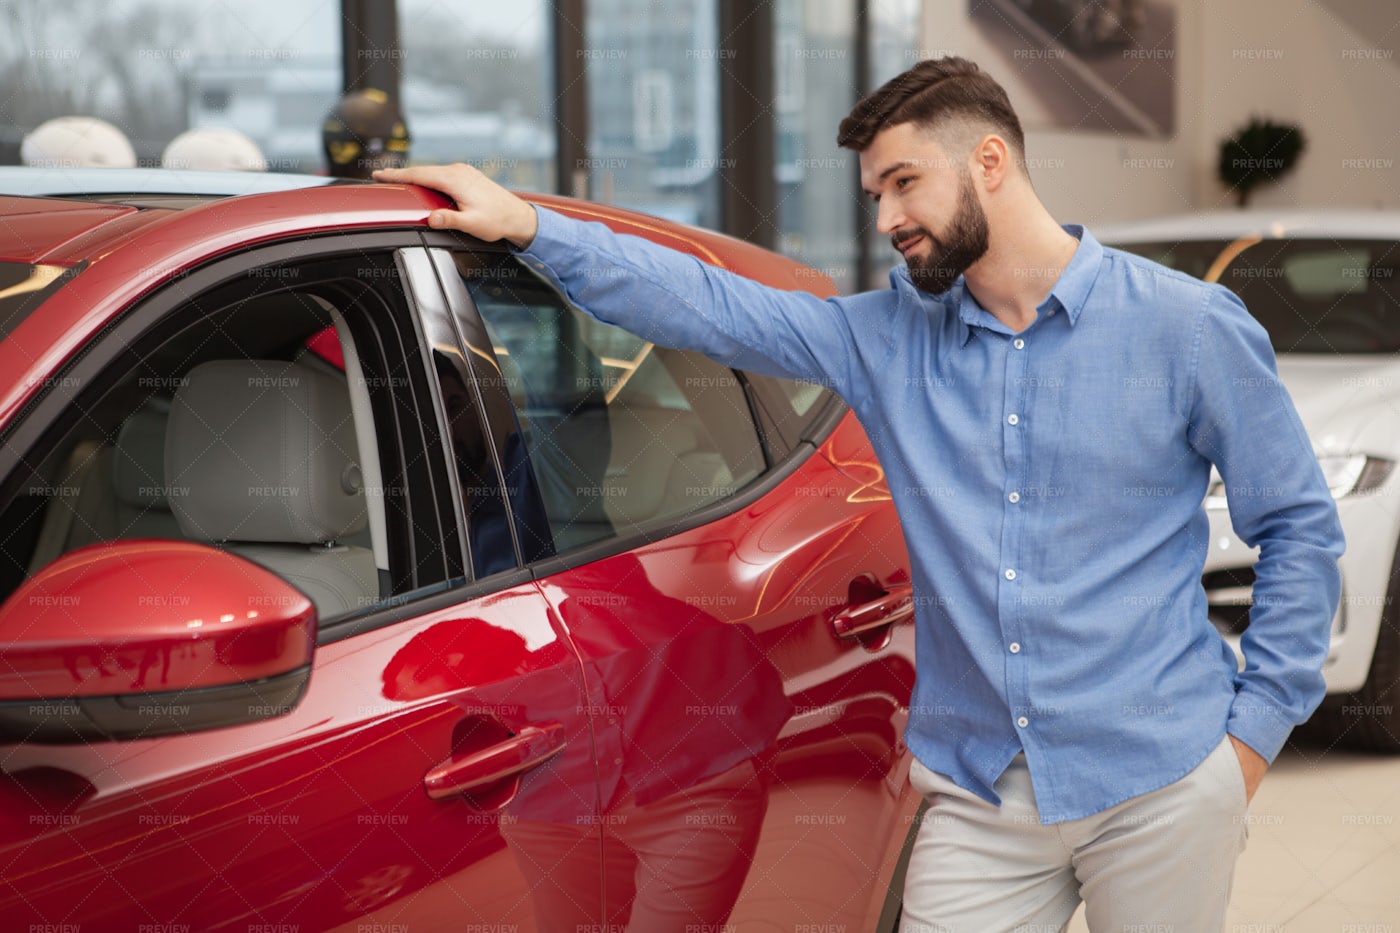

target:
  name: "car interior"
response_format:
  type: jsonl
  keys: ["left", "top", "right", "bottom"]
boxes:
{"left": 1118, "top": 237, "right": 1400, "bottom": 356}
{"left": 2, "top": 288, "right": 391, "bottom": 624}
{"left": 163, "top": 355, "right": 378, "bottom": 618}
{"left": 1224, "top": 239, "right": 1400, "bottom": 354}
{"left": 464, "top": 270, "right": 766, "bottom": 554}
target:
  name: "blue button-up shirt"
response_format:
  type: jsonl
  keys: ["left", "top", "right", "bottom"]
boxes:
{"left": 517, "top": 206, "right": 1344, "bottom": 824}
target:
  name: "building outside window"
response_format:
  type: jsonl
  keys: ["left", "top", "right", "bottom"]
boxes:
{"left": 2, "top": 0, "right": 919, "bottom": 250}
{"left": 398, "top": 1, "right": 554, "bottom": 191}
{"left": 776, "top": 0, "right": 859, "bottom": 292}
{"left": 2, "top": 0, "right": 339, "bottom": 169}
{"left": 585, "top": 0, "right": 722, "bottom": 227}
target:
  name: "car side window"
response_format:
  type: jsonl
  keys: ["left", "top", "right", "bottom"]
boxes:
{"left": 0, "top": 252, "right": 456, "bottom": 624}
{"left": 456, "top": 255, "right": 766, "bottom": 553}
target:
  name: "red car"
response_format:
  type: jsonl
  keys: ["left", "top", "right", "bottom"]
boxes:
{"left": 0, "top": 169, "right": 918, "bottom": 930}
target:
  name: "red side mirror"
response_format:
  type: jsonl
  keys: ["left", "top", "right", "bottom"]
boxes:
{"left": 0, "top": 540, "right": 316, "bottom": 743}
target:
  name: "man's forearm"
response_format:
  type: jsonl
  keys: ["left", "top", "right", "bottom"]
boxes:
{"left": 515, "top": 204, "right": 865, "bottom": 393}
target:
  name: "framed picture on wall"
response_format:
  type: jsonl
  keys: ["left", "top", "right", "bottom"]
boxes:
{"left": 927, "top": 0, "right": 1178, "bottom": 137}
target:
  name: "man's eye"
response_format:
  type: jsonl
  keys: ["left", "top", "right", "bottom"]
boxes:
{"left": 896, "top": 176, "right": 914, "bottom": 190}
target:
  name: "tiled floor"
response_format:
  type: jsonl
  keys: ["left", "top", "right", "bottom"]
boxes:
{"left": 1067, "top": 743, "right": 1400, "bottom": 930}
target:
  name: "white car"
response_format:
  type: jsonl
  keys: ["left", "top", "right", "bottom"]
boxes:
{"left": 1098, "top": 211, "right": 1400, "bottom": 751}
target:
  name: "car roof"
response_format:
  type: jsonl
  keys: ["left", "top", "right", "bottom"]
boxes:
{"left": 1096, "top": 208, "right": 1400, "bottom": 243}
{"left": 0, "top": 197, "right": 143, "bottom": 263}
{"left": 0, "top": 167, "right": 828, "bottom": 290}
{"left": 0, "top": 167, "right": 835, "bottom": 427}
{"left": 0, "top": 166, "right": 339, "bottom": 201}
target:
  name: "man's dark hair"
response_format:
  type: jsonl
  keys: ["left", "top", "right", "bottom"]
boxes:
{"left": 837, "top": 57, "right": 1025, "bottom": 162}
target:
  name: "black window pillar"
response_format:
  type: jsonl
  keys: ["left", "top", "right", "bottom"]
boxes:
{"left": 718, "top": 0, "right": 777, "bottom": 248}
{"left": 552, "top": 0, "right": 589, "bottom": 198}
{"left": 341, "top": 0, "right": 402, "bottom": 98}
{"left": 854, "top": 0, "right": 875, "bottom": 289}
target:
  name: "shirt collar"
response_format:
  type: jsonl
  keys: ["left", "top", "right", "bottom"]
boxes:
{"left": 1049, "top": 225, "right": 1103, "bottom": 328}
{"left": 935, "top": 224, "right": 1104, "bottom": 346}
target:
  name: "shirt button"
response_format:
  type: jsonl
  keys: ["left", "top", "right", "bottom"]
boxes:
{"left": 1007, "top": 413, "right": 1019, "bottom": 426}
{"left": 1004, "top": 569, "right": 1017, "bottom": 581}
{"left": 1013, "top": 338, "right": 1025, "bottom": 350}
{"left": 1009, "top": 642, "right": 1021, "bottom": 654}
{"left": 1017, "top": 716, "right": 1030, "bottom": 728}
{"left": 1008, "top": 491, "right": 1020, "bottom": 503}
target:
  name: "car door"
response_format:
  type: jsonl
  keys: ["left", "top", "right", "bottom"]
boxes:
{"left": 0, "top": 238, "right": 602, "bottom": 929}
{"left": 428, "top": 242, "right": 919, "bottom": 931}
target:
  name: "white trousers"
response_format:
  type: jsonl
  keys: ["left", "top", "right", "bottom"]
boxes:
{"left": 900, "top": 735, "right": 1250, "bottom": 933}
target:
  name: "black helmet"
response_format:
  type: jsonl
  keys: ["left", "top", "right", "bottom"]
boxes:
{"left": 322, "top": 88, "right": 410, "bottom": 179}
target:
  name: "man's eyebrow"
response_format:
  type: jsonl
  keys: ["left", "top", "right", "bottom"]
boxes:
{"left": 863, "top": 159, "right": 919, "bottom": 196}
{"left": 878, "top": 160, "right": 918, "bottom": 183}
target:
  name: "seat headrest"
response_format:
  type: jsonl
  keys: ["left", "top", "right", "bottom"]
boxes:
{"left": 166, "top": 360, "right": 366, "bottom": 544}
{"left": 113, "top": 401, "right": 171, "bottom": 509}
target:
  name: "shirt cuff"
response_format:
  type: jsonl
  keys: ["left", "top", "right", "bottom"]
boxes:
{"left": 513, "top": 205, "right": 580, "bottom": 299}
{"left": 514, "top": 204, "right": 561, "bottom": 260}
{"left": 1226, "top": 689, "right": 1298, "bottom": 763}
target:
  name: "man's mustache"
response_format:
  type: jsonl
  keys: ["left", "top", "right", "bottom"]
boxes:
{"left": 892, "top": 226, "right": 933, "bottom": 252}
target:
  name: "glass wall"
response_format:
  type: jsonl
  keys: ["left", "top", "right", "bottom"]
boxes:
{"left": 2, "top": 0, "right": 340, "bottom": 170}
{"left": 870, "top": 0, "right": 923, "bottom": 86}
{"left": 775, "top": 0, "right": 859, "bottom": 292}
{"left": 864, "top": 0, "right": 924, "bottom": 289}
{"left": 397, "top": 1, "right": 554, "bottom": 191}
{"left": 584, "top": 0, "right": 722, "bottom": 227}
{"left": 771, "top": 0, "right": 924, "bottom": 293}
{"left": 1, "top": 0, "right": 554, "bottom": 185}
{"left": 1, "top": 0, "right": 923, "bottom": 264}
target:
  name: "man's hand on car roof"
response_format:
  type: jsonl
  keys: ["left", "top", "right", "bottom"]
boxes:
{"left": 373, "top": 163, "right": 539, "bottom": 249}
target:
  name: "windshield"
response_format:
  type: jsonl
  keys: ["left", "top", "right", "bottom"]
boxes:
{"left": 0, "top": 262, "right": 80, "bottom": 343}
{"left": 1112, "top": 237, "right": 1400, "bottom": 354}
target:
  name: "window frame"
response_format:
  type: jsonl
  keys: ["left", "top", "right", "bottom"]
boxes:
{"left": 0, "top": 232, "right": 480, "bottom": 644}
{"left": 421, "top": 233, "right": 849, "bottom": 578}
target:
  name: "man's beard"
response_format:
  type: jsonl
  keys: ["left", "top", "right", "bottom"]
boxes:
{"left": 894, "top": 175, "right": 990, "bottom": 295}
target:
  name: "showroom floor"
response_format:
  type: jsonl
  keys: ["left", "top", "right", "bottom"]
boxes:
{"left": 1065, "top": 743, "right": 1400, "bottom": 929}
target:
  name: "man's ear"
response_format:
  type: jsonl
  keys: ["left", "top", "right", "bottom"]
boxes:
{"left": 971, "top": 134, "right": 1012, "bottom": 193}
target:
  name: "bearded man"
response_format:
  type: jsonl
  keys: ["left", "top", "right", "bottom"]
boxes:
{"left": 376, "top": 56, "right": 1343, "bottom": 932}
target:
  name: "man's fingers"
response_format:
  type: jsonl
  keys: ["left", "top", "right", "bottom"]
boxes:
{"left": 369, "top": 162, "right": 534, "bottom": 246}
{"left": 426, "top": 209, "right": 464, "bottom": 230}
{"left": 371, "top": 163, "right": 478, "bottom": 204}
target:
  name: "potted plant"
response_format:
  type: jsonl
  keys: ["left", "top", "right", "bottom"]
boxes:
{"left": 1217, "top": 117, "right": 1305, "bottom": 207}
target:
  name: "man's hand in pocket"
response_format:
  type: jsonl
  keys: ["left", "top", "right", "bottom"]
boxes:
{"left": 1228, "top": 734, "right": 1268, "bottom": 804}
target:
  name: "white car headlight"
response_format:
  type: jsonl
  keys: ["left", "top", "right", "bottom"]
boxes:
{"left": 1205, "top": 454, "right": 1394, "bottom": 510}
{"left": 1317, "top": 454, "right": 1394, "bottom": 498}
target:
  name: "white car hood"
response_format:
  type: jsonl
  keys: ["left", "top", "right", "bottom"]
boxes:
{"left": 1277, "top": 355, "right": 1400, "bottom": 455}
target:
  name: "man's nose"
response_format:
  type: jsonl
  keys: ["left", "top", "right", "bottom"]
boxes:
{"left": 876, "top": 197, "right": 904, "bottom": 236}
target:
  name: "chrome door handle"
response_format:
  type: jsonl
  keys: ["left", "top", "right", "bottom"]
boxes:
{"left": 831, "top": 585, "right": 914, "bottom": 638}
{"left": 423, "top": 721, "right": 567, "bottom": 800}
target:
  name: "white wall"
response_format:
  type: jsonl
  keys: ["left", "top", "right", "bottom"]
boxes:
{"left": 919, "top": 0, "right": 1400, "bottom": 223}
{"left": 1195, "top": 0, "right": 1400, "bottom": 211}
